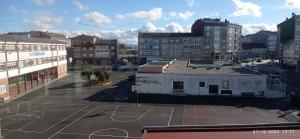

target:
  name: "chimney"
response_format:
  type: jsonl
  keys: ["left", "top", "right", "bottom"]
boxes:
{"left": 292, "top": 13, "right": 296, "bottom": 17}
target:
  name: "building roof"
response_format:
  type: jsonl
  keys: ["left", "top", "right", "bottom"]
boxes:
{"left": 258, "top": 30, "right": 277, "bottom": 35}
{"left": 165, "top": 60, "right": 262, "bottom": 75}
{"left": 138, "top": 59, "right": 263, "bottom": 75}
{"left": 142, "top": 123, "right": 300, "bottom": 139}
{"left": 193, "top": 18, "right": 241, "bottom": 27}
{"left": 7, "top": 31, "right": 68, "bottom": 39}
{"left": 0, "top": 34, "right": 66, "bottom": 44}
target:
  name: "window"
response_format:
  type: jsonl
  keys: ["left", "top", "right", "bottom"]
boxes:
{"left": 0, "top": 44, "right": 4, "bottom": 51}
{"left": 199, "top": 82, "right": 205, "bottom": 87}
{"left": 222, "top": 81, "right": 229, "bottom": 89}
{"left": 6, "top": 62, "right": 17, "bottom": 70}
{"left": 0, "top": 85, "right": 6, "bottom": 94}
{"left": 173, "top": 81, "right": 184, "bottom": 90}
{"left": 0, "top": 63, "right": 5, "bottom": 71}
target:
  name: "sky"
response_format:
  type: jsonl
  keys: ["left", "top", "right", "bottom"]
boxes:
{"left": 0, "top": 0, "right": 300, "bottom": 45}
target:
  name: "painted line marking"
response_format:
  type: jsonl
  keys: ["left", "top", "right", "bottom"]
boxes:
{"left": 168, "top": 107, "right": 174, "bottom": 126}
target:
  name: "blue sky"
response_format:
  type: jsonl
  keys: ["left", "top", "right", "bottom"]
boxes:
{"left": 0, "top": 0, "right": 300, "bottom": 45}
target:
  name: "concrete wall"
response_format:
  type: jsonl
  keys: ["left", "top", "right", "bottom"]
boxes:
{"left": 0, "top": 78, "right": 9, "bottom": 100}
{"left": 136, "top": 73, "right": 267, "bottom": 97}
{"left": 57, "top": 64, "right": 67, "bottom": 78}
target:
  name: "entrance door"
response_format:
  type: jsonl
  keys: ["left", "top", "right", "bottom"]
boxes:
{"left": 209, "top": 85, "right": 218, "bottom": 94}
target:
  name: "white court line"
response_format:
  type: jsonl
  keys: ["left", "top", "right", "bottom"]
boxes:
{"left": 88, "top": 128, "right": 129, "bottom": 139}
{"left": 47, "top": 105, "right": 104, "bottom": 139}
{"left": 18, "top": 111, "right": 45, "bottom": 130}
{"left": 59, "top": 132, "right": 140, "bottom": 139}
{"left": 111, "top": 105, "right": 154, "bottom": 122}
{"left": 168, "top": 107, "right": 174, "bottom": 126}
{"left": 183, "top": 105, "right": 186, "bottom": 125}
{"left": 42, "top": 93, "right": 110, "bottom": 133}
{"left": 1, "top": 128, "right": 43, "bottom": 134}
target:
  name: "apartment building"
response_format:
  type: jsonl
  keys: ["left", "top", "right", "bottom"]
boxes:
{"left": 138, "top": 33, "right": 205, "bottom": 64}
{"left": 0, "top": 35, "right": 68, "bottom": 101}
{"left": 241, "top": 30, "right": 277, "bottom": 52}
{"left": 138, "top": 18, "right": 242, "bottom": 64}
{"left": 70, "top": 34, "right": 119, "bottom": 70}
{"left": 277, "top": 13, "right": 300, "bottom": 70}
{"left": 192, "top": 18, "right": 242, "bottom": 55}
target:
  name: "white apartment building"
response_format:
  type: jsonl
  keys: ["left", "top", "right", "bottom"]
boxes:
{"left": 0, "top": 35, "right": 68, "bottom": 101}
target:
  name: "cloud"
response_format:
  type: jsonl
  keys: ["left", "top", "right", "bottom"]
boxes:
{"left": 169, "top": 11, "right": 194, "bottom": 20}
{"left": 165, "top": 22, "right": 186, "bottom": 32}
{"left": 138, "top": 22, "right": 165, "bottom": 32}
{"left": 30, "top": 0, "right": 55, "bottom": 6}
{"left": 284, "top": 0, "right": 300, "bottom": 10}
{"left": 203, "top": 12, "right": 220, "bottom": 18}
{"left": 242, "top": 23, "right": 277, "bottom": 35}
{"left": 30, "top": 22, "right": 190, "bottom": 46}
{"left": 231, "top": 0, "right": 262, "bottom": 17}
{"left": 76, "top": 11, "right": 111, "bottom": 26}
{"left": 116, "top": 8, "right": 163, "bottom": 21}
{"left": 9, "top": 5, "right": 26, "bottom": 14}
{"left": 186, "top": 0, "right": 195, "bottom": 7}
{"left": 73, "top": 0, "right": 88, "bottom": 10}
{"left": 23, "top": 14, "right": 64, "bottom": 30}
{"left": 139, "top": 22, "right": 190, "bottom": 33}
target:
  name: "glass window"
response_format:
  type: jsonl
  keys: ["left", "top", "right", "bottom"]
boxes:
{"left": 199, "top": 82, "right": 205, "bottom": 87}
{"left": 173, "top": 81, "right": 184, "bottom": 90}
{"left": 0, "top": 85, "right": 6, "bottom": 94}
{"left": 222, "top": 81, "right": 229, "bottom": 89}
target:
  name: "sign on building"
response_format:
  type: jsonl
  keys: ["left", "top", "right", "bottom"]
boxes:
{"left": 90, "top": 75, "right": 97, "bottom": 81}
{"left": 132, "top": 85, "right": 140, "bottom": 92}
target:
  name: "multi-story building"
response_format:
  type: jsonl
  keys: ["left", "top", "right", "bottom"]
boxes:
{"left": 241, "top": 30, "right": 277, "bottom": 58}
{"left": 70, "top": 34, "right": 119, "bottom": 70}
{"left": 278, "top": 13, "right": 300, "bottom": 70}
{"left": 192, "top": 18, "right": 242, "bottom": 56}
{"left": 0, "top": 35, "right": 68, "bottom": 101}
{"left": 138, "top": 18, "right": 242, "bottom": 64}
{"left": 138, "top": 33, "right": 205, "bottom": 64}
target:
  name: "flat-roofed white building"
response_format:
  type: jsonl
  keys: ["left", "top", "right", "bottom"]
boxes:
{"left": 136, "top": 59, "right": 285, "bottom": 98}
{"left": 0, "top": 35, "right": 68, "bottom": 101}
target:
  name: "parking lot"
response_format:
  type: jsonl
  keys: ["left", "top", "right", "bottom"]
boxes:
{"left": 0, "top": 71, "right": 290, "bottom": 139}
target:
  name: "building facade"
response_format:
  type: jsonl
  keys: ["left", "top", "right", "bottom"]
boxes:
{"left": 138, "top": 18, "right": 242, "bottom": 64}
{"left": 241, "top": 30, "right": 277, "bottom": 58}
{"left": 0, "top": 35, "right": 68, "bottom": 101}
{"left": 238, "top": 43, "right": 268, "bottom": 60}
{"left": 278, "top": 13, "right": 300, "bottom": 69}
{"left": 138, "top": 33, "right": 205, "bottom": 63}
{"left": 136, "top": 59, "right": 284, "bottom": 98}
{"left": 70, "top": 34, "right": 119, "bottom": 70}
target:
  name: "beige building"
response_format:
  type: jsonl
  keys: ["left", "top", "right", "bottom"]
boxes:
{"left": 70, "top": 34, "right": 119, "bottom": 70}
{"left": 0, "top": 35, "right": 68, "bottom": 101}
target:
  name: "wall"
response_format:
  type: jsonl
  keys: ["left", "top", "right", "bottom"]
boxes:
{"left": 57, "top": 64, "right": 67, "bottom": 78}
{"left": 0, "top": 78, "right": 9, "bottom": 100}
{"left": 136, "top": 73, "right": 267, "bottom": 97}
